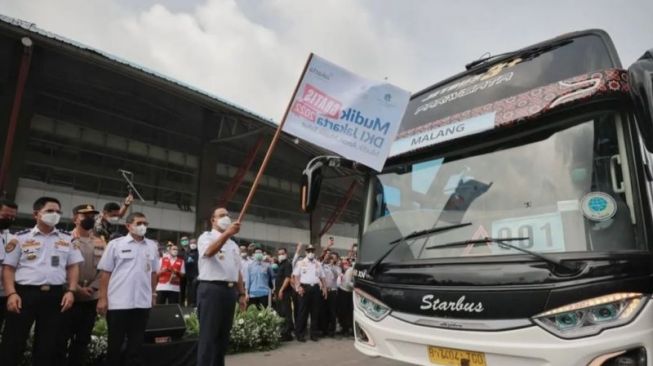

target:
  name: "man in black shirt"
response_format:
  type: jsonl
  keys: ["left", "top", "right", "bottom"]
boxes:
{"left": 274, "top": 247, "right": 294, "bottom": 341}
{"left": 185, "top": 238, "right": 199, "bottom": 306}
{"left": 94, "top": 193, "right": 133, "bottom": 243}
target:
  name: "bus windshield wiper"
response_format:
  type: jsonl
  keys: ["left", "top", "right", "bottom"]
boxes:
{"left": 465, "top": 39, "right": 572, "bottom": 70}
{"left": 367, "top": 222, "right": 472, "bottom": 276}
{"left": 426, "top": 237, "right": 580, "bottom": 273}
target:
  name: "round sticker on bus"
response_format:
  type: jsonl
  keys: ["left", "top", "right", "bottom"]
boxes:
{"left": 581, "top": 192, "right": 617, "bottom": 222}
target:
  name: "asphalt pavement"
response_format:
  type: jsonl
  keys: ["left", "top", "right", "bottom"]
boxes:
{"left": 226, "top": 337, "right": 413, "bottom": 366}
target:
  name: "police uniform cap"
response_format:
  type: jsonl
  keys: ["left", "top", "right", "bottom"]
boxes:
{"left": 73, "top": 204, "right": 99, "bottom": 215}
{"left": 306, "top": 244, "right": 316, "bottom": 252}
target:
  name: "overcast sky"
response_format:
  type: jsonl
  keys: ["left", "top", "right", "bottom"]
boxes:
{"left": 2, "top": 0, "right": 652, "bottom": 121}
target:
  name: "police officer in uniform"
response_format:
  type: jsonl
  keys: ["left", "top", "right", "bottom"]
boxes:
{"left": 60, "top": 204, "right": 106, "bottom": 366}
{"left": 97, "top": 212, "right": 159, "bottom": 366}
{"left": 197, "top": 207, "right": 247, "bottom": 366}
{"left": 320, "top": 253, "right": 341, "bottom": 337}
{"left": 0, "top": 198, "right": 18, "bottom": 330}
{"left": 292, "top": 244, "right": 327, "bottom": 342}
{"left": 0, "top": 196, "right": 83, "bottom": 366}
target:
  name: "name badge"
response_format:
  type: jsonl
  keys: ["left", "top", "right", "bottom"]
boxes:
{"left": 51, "top": 255, "right": 60, "bottom": 267}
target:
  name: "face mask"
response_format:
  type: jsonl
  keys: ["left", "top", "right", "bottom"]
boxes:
{"left": 180, "top": 239, "right": 189, "bottom": 246}
{"left": 80, "top": 217, "right": 95, "bottom": 230}
{"left": 170, "top": 250, "right": 178, "bottom": 257}
{"left": 254, "top": 253, "right": 264, "bottom": 261}
{"left": 217, "top": 216, "right": 231, "bottom": 230}
{"left": 307, "top": 253, "right": 315, "bottom": 260}
{"left": 190, "top": 244, "right": 197, "bottom": 250}
{"left": 41, "top": 212, "right": 61, "bottom": 227}
{"left": 278, "top": 254, "right": 287, "bottom": 262}
{"left": 241, "top": 252, "right": 247, "bottom": 258}
{"left": 271, "top": 263, "right": 279, "bottom": 270}
{"left": 107, "top": 216, "right": 120, "bottom": 224}
{"left": 132, "top": 224, "right": 147, "bottom": 237}
{"left": 0, "top": 218, "right": 14, "bottom": 230}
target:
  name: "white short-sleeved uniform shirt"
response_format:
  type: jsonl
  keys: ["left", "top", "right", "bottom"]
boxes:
{"left": 322, "top": 264, "right": 341, "bottom": 290}
{"left": 197, "top": 229, "right": 241, "bottom": 282}
{"left": 2, "top": 226, "right": 84, "bottom": 286}
{"left": 292, "top": 258, "right": 324, "bottom": 285}
{"left": 97, "top": 234, "right": 160, "bottom": 310}
{"left": 0, "top": 229, "right": 16, "bottom": 296}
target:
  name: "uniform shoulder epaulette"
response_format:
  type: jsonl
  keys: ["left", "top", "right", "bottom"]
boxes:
{"left": 59, "top": 229, "right": 72, "bottom": 236}
{"left": 15, "top": 228, "right": 31, "bottom": 236}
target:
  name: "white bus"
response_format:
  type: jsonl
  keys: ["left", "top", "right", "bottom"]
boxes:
{"left": 302, "top": 30, "right": 653, "bottom": 365}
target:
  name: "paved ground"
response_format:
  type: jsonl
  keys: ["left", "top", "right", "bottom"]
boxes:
{"left": 226, "top": 338, "right": 413, "bottom": 366}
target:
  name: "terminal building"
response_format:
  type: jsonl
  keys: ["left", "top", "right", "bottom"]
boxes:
{"left": 0, "top": 15, "right": 361, "bottom": 253}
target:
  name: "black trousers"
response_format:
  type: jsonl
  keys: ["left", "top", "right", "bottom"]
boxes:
{"left": 248, "top": 295, "right": 267, "bottom": 309}
{"left": 106, "top": 308, "right": 150, "bottom": 366}
{"left": 156, "top": 290, "right": 180, "bottom": 305}
{"left": 0, "top": 285, "right": 65, "bottom": 366}
{"left": 197, "top": 282, "right": 237, "bottom": 366}
{"left": 295, "top": 284, "right": 321, "bottom": 339}
{"left": 186, "top": 277, "right": 198, "bottom": 306}
{"left": 60, "top": 299, "right": 98, "bottom": 366}
{"left": 321, "top": 290, "right": 338, "bottom": 335}
{"left": 274, "top": 291, "right": 293, "bottom": 338}
{"left": 0, "top": 295, "right": 6, "bottom": 332}
{"left": 336, "top": 289, "right": 353, "bottom": 333}
{"left": 179, "top": 277, "right": 187, "bottom": 306}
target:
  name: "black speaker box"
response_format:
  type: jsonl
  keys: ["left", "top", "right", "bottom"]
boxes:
{"left": 145, "top": 304, "right": 187, "bottom": 342}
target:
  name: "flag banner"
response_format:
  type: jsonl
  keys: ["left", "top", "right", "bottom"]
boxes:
{"left": 283, "top": 54, "right": 410, "bottom": 171}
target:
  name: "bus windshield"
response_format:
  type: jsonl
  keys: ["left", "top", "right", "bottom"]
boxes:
{"left": 362, "top": 113, "right": 645, "bottom": 263}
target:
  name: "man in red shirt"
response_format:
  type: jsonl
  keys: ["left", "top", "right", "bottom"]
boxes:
{"left": 156, "top": 244, "right": 185, "bottom": 304}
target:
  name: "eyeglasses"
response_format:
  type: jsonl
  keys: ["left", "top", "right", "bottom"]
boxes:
{"left": 43, "top": 209, "right": 63, "bottom": 214}
{"left": 134, "top": 221, "right": 149, "bottom": 226}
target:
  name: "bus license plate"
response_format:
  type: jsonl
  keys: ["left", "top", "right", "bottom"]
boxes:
{"left": 428, "top": 346, "right": 487, "bottom": 366}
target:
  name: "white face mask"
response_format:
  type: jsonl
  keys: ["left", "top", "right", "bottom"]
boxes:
{"left": 278, "top": 254, "right": 287, "bottom": 262}
{"left": 307, "top": 253, "right": 315, "bottom": 260}
{"left": 41, "top": 212, "right": 61, "bottom": 227}
{"left": 190, "top": 244, "right": 197, "bottom": 250}
{"left": 107, "top": 216, "right": 120, "bottom": 224}
{"left": 217, "top": 216, "right": 231, "bottom": 230}
{"left": 132, "top": 224, "right": 147, "bottom": 237}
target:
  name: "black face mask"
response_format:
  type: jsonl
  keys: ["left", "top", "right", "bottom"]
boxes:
{"left": 80, "top": 217, "right": 95, "bottom": 230}
{"left": 0, "top": 218, "right": 14, "bottom": 230}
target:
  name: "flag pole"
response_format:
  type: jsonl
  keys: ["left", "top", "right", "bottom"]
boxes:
{"left": 237, "top": 53, "right": 314, "bottom": 222}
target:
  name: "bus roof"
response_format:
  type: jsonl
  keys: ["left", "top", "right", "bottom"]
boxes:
{"left": 389, "top": 29, "right": 622, "bottom": 158}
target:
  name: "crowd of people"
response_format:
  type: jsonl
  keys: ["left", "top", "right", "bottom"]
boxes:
{"left": 0, "top": 196, "right": 357, "bottom": 366}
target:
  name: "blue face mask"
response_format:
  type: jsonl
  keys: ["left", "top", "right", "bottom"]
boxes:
{"left": 271, "top": 263, "right": 279, "bottom": 271}
{"left": 254, "top": 253, "right": 264, "bottom": 261}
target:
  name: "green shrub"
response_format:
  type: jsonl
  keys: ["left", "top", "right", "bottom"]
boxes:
{"left": 228, "top": 305, "right": 284, "bottom": 353}
{"left": 185, "top": 305, "right": 284, "bottom": 354}
{"left": 4, "top": 305, "right": 283, "bottom": 363}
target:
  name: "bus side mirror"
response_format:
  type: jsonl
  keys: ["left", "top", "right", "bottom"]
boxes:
{"left": 300, "top": 156, "right": 360, "bottom": 213}
{"left": 301, "top": 162, "right": 323, "bottom": 213}
{"left": 629, "top": 49, "right": 653, "bottom": 152}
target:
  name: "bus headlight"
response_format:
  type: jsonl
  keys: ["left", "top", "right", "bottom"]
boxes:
{"left": 354, "top": 289, "right": 391, "bottom": 321}
{"left": 533, "top": 292, "right": 647, "bottom": 339}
